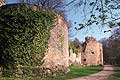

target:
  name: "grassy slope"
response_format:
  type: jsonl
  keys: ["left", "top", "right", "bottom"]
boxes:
{"left": 0, "top": 66, "right": 103, "bottom": 80}
{"left": 108, "top": 67, "right": 120, "bottom": 80}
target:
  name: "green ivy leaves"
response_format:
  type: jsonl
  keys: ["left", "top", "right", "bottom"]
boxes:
{"left": 0, "top": 4, "right": 56, "bottom": 68}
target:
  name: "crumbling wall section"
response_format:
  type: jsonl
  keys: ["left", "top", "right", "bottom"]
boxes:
{"left": 81, "top": 37, "right": 103, "bottom": 66}
{"left": 43, "top": 15, "right": 69, "bottom": 73}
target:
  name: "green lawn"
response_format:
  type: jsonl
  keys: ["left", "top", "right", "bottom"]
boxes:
{"left": 108, "top": 67, "right": 120, "bottom": 80}
{"left": 0, "top": 66, "right": 103, "bottom": 80}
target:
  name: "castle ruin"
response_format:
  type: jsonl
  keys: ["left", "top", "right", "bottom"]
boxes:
{"left": 0, "top": 3, "right": 103, "bottom": 77}
{"left": 81, "top": 37, "right": 103, "bottom": 66}
{"left": 0, "top": 4, "right": 69, "bottom": 77}
{"left": 69, "top": 37, "right": 103, "bottom": 66}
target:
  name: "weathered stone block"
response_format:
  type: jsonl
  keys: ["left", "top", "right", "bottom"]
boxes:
{"left": 43, "top": 14, "right": 69, "bottom": 74}
{"left": 81, "top": 37, "right": 103, "bottom": 66}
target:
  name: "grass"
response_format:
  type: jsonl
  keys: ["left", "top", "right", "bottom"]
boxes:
{"left": 108, "top": 67, "right": 120, "bottom": 80}
{"left": 0, "top": 66, "right": 103, "bottom": 80}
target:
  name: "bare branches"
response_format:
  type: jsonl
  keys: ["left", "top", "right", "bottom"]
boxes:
{"left": 66, "top": 0, "right": 76, "bottom": 6}
{"left": 18, "top": 0, "right": 66, "bottom": 13}
{"left": 70, "top": 0, "right": 120, "bottom": 30}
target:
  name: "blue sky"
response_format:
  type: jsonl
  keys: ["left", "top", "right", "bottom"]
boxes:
{"left": 65, "top": 0, "right": 112, "bottom": 41}
{"left": 66, "top": 7, "right": 112, "bottom": 41}
{"left": 7, "top": 0, "right": 112, "bottom": 42}
{"left": 7, "top": 0, "right": 17, "bottom": 3}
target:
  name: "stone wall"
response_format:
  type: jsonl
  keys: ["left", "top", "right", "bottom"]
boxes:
{"left": 69, "top": 49, "right": 77, "bottom": 65}
{"left": 68, "top": 37, "right": 103, "bottom": 66}
{"left": 81, "top": 37, "right": 103, "bottom": 66}
{"left": 43, "top": 14, "right": 69, "bottom": 73}
{"left": 69, "top": 49, "right": 82, "bottom": 66}
{"left": 0, "top": 4, "right": 69, "bottom": 77}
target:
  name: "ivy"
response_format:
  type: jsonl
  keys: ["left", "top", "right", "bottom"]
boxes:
{"left": 68, "top": 41, "right": 79, "bottom": 55}
{"left": 0, "top": 4, "right": 56, "bottom": 69}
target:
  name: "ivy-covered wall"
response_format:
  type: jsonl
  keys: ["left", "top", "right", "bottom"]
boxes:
{"left": 0, "top": 3, "right": 69, "bottom": 77}
{"left": 68, "top": 41, "right": 82, "bottom": 66}
{"left": 0, "top": 3, "right": 55, "bottom": 70}
{"left": 68, "top": 41, "right": 80, "bottom": 55}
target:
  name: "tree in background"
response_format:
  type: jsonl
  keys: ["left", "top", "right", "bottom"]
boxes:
{"left": 69, "top": 38, "right": 82, "bottom": 56}
{"left": 110, "top": 28, "right": 120, "bottom": 65}
{"left": 73, "top": 38, "right": 82, "bottom": 49}
{"left": 66, "top": 0, "right": 120, "bottom": 30}
{"left": 101, "top": 27, "right": 120, "bottom": 65}
{"left": 18, "top": 0, "right": 66, "bottom": 13}
{"left": 0, "top": 0, "right": 5, "bottom": 2}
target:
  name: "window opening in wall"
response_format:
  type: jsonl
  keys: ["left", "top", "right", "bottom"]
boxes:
{"left": 83, "top": 59, "right": 86, "bottom": 61}
{"left": 91, "top": 51, "right": 94, "bottom": 54}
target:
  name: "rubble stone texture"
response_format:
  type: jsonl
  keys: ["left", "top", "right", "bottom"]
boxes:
{"left": 69, "top": 37, "right": 103, "bottom": 66}
{"left": 43, "top": 15, "right": 69, "bottom": 72}
{"left": 69, "top": 49, "right": 82, "bottom": 66}
{"left": 69, "top": 49, "right": 77, "bottom": 65}
{"left": 81, "top": 37, "right": 103, "bottom": 66}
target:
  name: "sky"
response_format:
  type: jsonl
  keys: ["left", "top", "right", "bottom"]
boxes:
{"left": 7, "top": 0, "right": 17, "bottom": 3}
{"left": 6, "top": 0, "right": 112, "bottom": 42}
{"left": 65, "top": 0, "right": 112, "bottom": 42}
{"left": 66, "top": 9, "right": 112, "bottom": 42}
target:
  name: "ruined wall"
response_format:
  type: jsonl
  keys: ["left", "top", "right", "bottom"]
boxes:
{"left": 69, "top": 49, "right": 82, "bottom": 66}
{"left": 43, "top": 15, "right": 69, "bottom": 73}
{"left": 69, "top": 49, "right": 77, "bottom": 65}
{"left": 0, "top": 3, "right": 69, "bottom": 77}
{"left": 81, "top": 37, "right": 103, "bottom": 66}
{"left": 99, "top": 43, "right": 103, "bottom": 65}
{"left": 0, "top": 0, "right": 5, "bottom": 7}
{"left": 75, "top": 53, "right": 82, "bottom": 65}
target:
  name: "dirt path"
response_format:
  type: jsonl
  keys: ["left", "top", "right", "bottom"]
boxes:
{"left": 69, "top": 65, "right": 115, "bottom": 80}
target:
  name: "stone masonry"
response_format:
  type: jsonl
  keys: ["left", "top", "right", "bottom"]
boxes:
{"left": 43, "top": 14, "right": 69, "bottom": 73}
{"left": 0, "top": 4, "right": 69, "bottom": 76}
{"left": 69, "top": 37, "right": 103, "bottom": 66}
{"left": 69, "top": 49, "right": 82, "bottom": 66}
{"left": 81, "top": 37, "right": 103, "bottom": 66}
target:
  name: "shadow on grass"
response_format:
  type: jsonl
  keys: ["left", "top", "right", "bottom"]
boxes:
{"left": 108, "top": 67, "right": 120, "bottom": 80}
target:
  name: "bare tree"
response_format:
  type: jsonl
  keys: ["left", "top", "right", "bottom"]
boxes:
{"left": 66, "top": 0, "right": 120, "bottom": 30}
{"left": 101, "top": 27, "right": 120, "bottom": 65}
{"left": 0, "top": 0, "right": 5, "bottom": 2}
{"left": 18, "top": 0, "right": 66, "bottom": 13}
